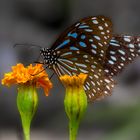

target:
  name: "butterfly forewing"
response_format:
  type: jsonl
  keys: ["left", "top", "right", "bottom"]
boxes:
{"left": 104, "top": 35, "right": 140, "bottom": 76}
{"left": 52, "top": 16, "right": 113, "bottom": 62}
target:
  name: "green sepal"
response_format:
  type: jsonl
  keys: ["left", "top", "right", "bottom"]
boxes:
{"left": 64, "top": 86, "right": 87, "bottom": 140}
{"left": 17, "top": 84, "right": 38, "bottom": 140}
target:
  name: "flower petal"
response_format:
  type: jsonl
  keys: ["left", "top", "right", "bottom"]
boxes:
{"left": 1, "top": 63, "right": 53, "bottom": 96}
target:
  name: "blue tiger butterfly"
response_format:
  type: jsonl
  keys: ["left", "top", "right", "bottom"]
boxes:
{"left": 34, "top": 16, "right": 140, "bottom": 101}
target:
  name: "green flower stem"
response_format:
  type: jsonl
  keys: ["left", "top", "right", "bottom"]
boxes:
{"left": 22, "top": 116, "right": 30, "bottom": 140}
{"left": 69, "top": 119, "right": 79, "bottom": 140}
{"left": 17, "top": 84, "right": 38, "bottom": 140}
{"left": 64, "top": 86, "right": 87, "bottom": 140}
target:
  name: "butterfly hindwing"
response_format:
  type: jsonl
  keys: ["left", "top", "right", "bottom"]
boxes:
{"left": 52, "top": 50, "right": 115, "bottom": 101}
{"left": 84, "top": 73, "right": 115, "bottom": 101}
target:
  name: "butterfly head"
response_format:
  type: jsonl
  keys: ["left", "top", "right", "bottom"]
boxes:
{"left": 40, "top": 48, "right": 58, "bottom": 68}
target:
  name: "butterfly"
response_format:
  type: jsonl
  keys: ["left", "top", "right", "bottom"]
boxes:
{"left": 35, "top": 16, "right": 140, "bottom": 101}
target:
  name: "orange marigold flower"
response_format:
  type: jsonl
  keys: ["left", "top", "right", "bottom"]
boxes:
{"left": 60, "top": 73, "right": 88, "bottom": 140}
{"left": 60, "top": 73, "right": 88, "bottom": 88}
{"left": 1, "top": 63, "right": 52, "bottom": 96}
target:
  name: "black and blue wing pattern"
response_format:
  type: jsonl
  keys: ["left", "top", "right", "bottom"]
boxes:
{"left": 50, "top": 16, "right": 116, "bottom": 101}
{"left": 104, "top": 35, "right": 140, "bottom": 76}
{"left": 40, "top": 16, "right": 140, "bottom": 101}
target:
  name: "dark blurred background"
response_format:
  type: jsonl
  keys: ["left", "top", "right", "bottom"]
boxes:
{"left": 0, "top": 0, "right": 140, "bottom": 140}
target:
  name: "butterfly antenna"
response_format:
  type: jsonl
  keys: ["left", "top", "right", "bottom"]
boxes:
{"left": 13, "top": 43, "right": 42, "bottom": 49}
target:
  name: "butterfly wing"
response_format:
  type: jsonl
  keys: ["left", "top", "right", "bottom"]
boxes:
{"left": 85, "top": 35, "right": 140, "bottom": 100}
{"left": 104, "top": 35, "right": 140, "bottom": 76}
{"left": 52, "top": 51, "right": 116, "bottom": 101}
{"left": 52, "top": 16, "right": 113, "bottom": 62}
{"left": 50, "top": 16, "right": 140, "bottom": 101}
{"left": 50, "top": 16, "right": 116, "bottom": 101}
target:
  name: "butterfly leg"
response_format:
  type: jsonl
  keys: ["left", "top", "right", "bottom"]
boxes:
{"left": 49, "top": 73, "right": 55, "bottom": 79}
{"left": 34, "top": 61, "right": 44, "bottom": 64}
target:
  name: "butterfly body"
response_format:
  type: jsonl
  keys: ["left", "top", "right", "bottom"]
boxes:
{"left": 40, "top": 48, "right": 58, "bottom": 68}
{"left": 37, "top": 16, "right": 140, "bottom": 101}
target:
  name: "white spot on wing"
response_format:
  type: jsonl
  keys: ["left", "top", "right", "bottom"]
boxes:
{"left": 92, "top": 19, "right": 98, "bottom": 24}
